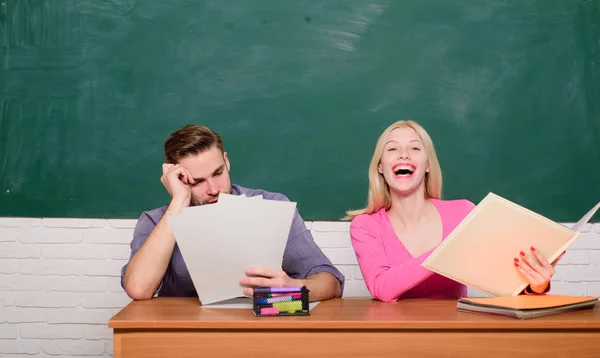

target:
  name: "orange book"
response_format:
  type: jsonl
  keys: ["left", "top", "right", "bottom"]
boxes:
{"left": 457, "top": 295, "right": 598, "bottom": 319}
{"left": 422, "top": 193, "right": 599, "bottom": 297}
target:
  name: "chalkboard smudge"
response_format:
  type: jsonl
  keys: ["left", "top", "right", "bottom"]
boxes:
{"left": 321, "top": 1, "right": 390, "bottom": 52}
{"left": 369, "top": 100, "right": 390, "bottom": 112}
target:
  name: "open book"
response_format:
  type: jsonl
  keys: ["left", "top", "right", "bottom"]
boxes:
{"left": 457, "top": 295, "right": 598, "bottom": 319}
{"left": 422, "top": 193, "right": 600, "bottom": 297}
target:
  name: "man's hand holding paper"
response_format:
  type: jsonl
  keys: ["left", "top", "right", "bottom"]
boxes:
{"left": 240, "top": 267, "right": 300, "bottom": 296}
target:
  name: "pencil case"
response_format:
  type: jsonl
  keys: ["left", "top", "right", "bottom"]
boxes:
{"left": 252, "top": 286, "right": 310, "bottom": 316}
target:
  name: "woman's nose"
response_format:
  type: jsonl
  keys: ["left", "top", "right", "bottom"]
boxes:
{"left": 397, "top": 149, "right": 410, "bottom": 159}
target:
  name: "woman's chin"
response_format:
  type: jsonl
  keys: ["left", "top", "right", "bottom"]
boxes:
{"left": 389, "top": 181, "right": 424, "bottom": 197}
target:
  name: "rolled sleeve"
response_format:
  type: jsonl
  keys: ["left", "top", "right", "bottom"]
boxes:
{"left": 120, "top": 211, "right": 165, "bottom": 296}
{"left": 522, "top": 283, "right": 551, "bottom": 295}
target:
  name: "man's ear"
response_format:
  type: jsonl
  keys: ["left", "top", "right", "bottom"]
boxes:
{"left": 223, "top": 152, "right": 231, "bottom": 171}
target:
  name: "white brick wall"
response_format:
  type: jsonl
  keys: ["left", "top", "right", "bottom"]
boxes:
{"left": 0, "top": 218, "right": 130, "bottom": 357}
{"left": 0, "top": 217, "right": 598, "bottom": 357}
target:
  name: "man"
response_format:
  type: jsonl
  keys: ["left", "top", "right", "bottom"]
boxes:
{"left": 121, "top": 124, "right": 344, "bottom": 302}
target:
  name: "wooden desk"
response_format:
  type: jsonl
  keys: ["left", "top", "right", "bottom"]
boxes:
{"left": 109, "top": 297, "right": 600, "bottom": 358}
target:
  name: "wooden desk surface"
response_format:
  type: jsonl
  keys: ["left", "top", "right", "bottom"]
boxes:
{"left": 108, "top": 297, "right": 600, "bottom": 331}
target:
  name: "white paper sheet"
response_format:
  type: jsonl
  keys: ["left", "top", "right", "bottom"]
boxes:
{"left": 201, "top": 296, "right": 321, "bottom": 310}
{"left": 168, "top": 195, "right": 296, "bottom": 305}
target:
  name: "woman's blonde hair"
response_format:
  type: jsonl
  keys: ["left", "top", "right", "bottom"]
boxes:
{"left": 343, "top": 120, "right": 442, "bottom": 220}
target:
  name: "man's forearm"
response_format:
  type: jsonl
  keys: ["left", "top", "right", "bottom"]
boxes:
{"left": 299, "top": 272, "right": 342, "bottom": 302}
{"left": 123, "top": 202, "right": 183, "bottom": 299}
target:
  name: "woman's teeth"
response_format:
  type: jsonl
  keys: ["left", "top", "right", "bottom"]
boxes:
{"left": 394, "top": 165, "right": 415, "bottom": 175}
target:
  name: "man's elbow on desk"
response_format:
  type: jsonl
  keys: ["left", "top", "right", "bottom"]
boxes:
{"left": 123, "top": 275, "right": 157, "bottom": 301}
{"left": 304, "top": 272, "right": 343, "bottom": 301}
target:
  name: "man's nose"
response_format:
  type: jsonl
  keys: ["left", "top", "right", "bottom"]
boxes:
{"left": 206, "top": 179, "right": 219, "bottom": 195}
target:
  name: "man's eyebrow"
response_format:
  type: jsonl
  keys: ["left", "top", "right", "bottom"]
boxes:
{"left": 212, "top": 164, "right": 224, "bottom": 176}
{"left": 192, "top": 165, "right": 225, "bottom": 182}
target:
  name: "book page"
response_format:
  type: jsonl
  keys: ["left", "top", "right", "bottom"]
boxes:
{"left": 571, "top": 201, "right": 600, "bottom": 231}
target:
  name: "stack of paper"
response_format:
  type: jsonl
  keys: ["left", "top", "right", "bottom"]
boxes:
{"left": 422, "top": 193, "right": 600, "bottom": 297}
{"left": 167, "top": 193, "right": 297, "bottom": 305}
{"left": 457, "top": 295, "right": 598, "bottom": 319}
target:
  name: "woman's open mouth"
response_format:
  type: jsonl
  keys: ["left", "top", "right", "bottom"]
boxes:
{"left": 393, "top": 164, "right": 416, "bottom": 179}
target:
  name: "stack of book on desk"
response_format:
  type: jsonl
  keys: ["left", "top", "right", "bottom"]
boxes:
{"left": 457, "top": 295, "right": 598, "bottom": 319}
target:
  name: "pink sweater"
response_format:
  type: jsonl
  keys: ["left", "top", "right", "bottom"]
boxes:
{"left": 349, "top": 199, "right": 476, "bottom": 302}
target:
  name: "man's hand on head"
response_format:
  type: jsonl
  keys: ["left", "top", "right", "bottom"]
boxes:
{"left": 239, "top": 267, "right": 304, "bottom": 296}
{"left": 161, "top": 163, "right": 194, "bottom": 209}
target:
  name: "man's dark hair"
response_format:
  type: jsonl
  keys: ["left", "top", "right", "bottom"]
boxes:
{"left": 164, "top": 125, "right": 224, "bottom": 164}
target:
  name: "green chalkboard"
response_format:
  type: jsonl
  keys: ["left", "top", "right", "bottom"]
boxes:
{"left": 0, "top": 0, "right": 599, "bottom": 221}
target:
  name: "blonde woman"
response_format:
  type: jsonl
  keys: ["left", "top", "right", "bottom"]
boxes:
{"left": 345, "top": 120, "right": 561, "bottom": 302}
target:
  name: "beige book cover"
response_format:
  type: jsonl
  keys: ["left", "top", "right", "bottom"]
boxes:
{"left": 422, "top": 193, "right": 598, "bottom": 297}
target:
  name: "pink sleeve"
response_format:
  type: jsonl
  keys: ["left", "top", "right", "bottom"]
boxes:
{"left": 350, "top": 218, "right": 435, "bottom": 302}
{"left": 522, "top": 283, "right": 551, "bottom": 295}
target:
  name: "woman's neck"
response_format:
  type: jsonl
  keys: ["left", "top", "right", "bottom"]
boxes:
{"left": 386, "top": 185, "right": 429, "bottom": 231}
